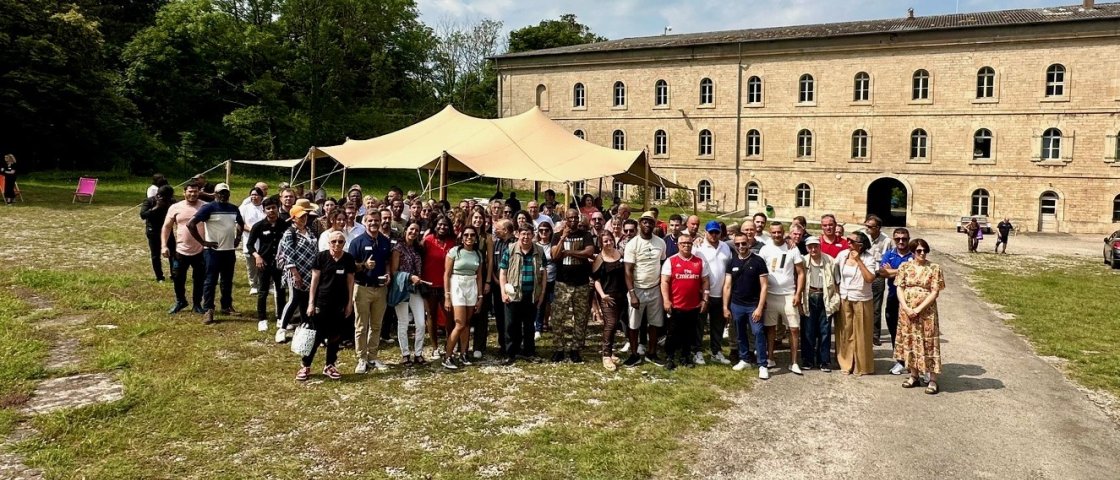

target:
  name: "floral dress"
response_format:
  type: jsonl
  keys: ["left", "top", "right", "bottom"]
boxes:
{"left": 893, "top": 261, "right": 946, "bottom": 374}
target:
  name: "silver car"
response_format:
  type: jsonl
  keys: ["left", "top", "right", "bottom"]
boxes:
{"left": 1104, "top": 230, "right": 1120, "bottom": 269}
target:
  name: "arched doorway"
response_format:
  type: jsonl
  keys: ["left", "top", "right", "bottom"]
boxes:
{"left": 867, "top": 177, "right": 907, "bottom": 226}
{"left": 745, "top": 182, "right": 760, "bottom": 215}
{"left": 1038, "top": 191, "right": 1059, "bottom": 232}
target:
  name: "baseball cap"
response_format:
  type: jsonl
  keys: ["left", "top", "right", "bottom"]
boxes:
{"left": 639, "top": 210, "right": 657, "bottom": 220}
{"left": 214, "top": 183, "right": 230, "bottom": 193}
{"left": 805, "top": 236, "right": 821, "bottom": 246}
{"left": 705, "top": 220, "right": 721, "bottom": 233}
{"left": 289, "top": 205, "right": 309, "bottom": 219}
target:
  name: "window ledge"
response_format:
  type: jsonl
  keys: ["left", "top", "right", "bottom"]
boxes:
{"left": 652, "top": 153, "right": 670, "bottom": 160}
{"left": 795, "top": 102, "right": 817, "bottom": 107}
{"left": 1040, "top": 96, "right": 1070, "bottom": 103}
{"left": 849, "top": 101, "right": 873, "bottom": 106}
{"left": 794, "top": 157, "right": 816, "bottom": 162}
{"left": 652, "top": 105, "right": 671, "bottom": 110}
{"left": 906, "top": 158, "right": 931, "bottom": 164}
{"left": 969, "top": 158, "right": 996, "bottom": 165}
{"left": 907, "top": 99, "right": 933, "bottom": 105}
{"left": 744, "top": 103, "right": 765, "bottom": 108}
{"left": 848, "top": 158, "right": 871, "bottom": 163}
{"left": 571, "top": 106, "right": 587, "bottom": 111}
{"left": 697, "top": 104, "right": 716, "bottom": 110}
{"left": 611, "top": 105, "right": 628, "bottom": 111}
{"left": 743, "top": 156, "right": 763, "bottom": 162}
{"left": 971, "top": 98, "right": 999, "bottom": 104}
{"left": 696, "top": 155, "right": 715, "bottom": 160}
{"left": 1032, "top": 159, "right": 1072, "bottom": 166}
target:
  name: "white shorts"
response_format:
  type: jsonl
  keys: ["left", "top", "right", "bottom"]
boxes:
{"left": 764, "top": 294, "right": 800, "bottom": 329}
{"left": 449, "top": 274, "right": 478, "bottom": 307}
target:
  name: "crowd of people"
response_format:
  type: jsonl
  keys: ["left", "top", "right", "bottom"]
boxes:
{"left": 141, "top": 177, "right": 945, "bottom": 394}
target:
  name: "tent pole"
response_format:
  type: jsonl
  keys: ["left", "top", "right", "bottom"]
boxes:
{"left": 225, "top": 159, "right": 231, "bottom": 186}
{"left": 341, "top": 167, "right": 346, "bottom": 196}
{"left": 439, "top": 151, "right": 449, "bottom": 202}
{"left": 598, "top": 178, "right": 603, "bottom": 201}
{"left": 643, "top": 149, "right": 650, "bottom": 211}
{"left": 693, "top": 189, "right": 699, "bottom": 216}
{"left": 534, "top": 181, "right": 540, "bottom": 201}
{"left": 309, "top": 148, "right": 316, "bottom": 193}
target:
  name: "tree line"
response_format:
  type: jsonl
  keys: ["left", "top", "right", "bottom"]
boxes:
{"left": 0, "top": 1, "right": 604, "bottom": 172}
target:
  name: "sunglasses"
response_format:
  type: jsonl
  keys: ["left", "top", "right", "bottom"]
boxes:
{"left": 679, "top": 242, "right": 693, "bottom": 246}
{"left": 462, "top": 233, "right": 477, "bottom": 238}
{"left": 914, "top": 248, "right": 928, "bottom": 253}
{"left": 734, "top": 242, "right": 750, "bottom": 246}
{"left": 623, "top": 230, "right": 636, "bottom": 234}
{"left": 894, "top": 237, "right": 910, "bottom": 242}
{"left": 329, "top": 240, "right": 345, "bottom": 245}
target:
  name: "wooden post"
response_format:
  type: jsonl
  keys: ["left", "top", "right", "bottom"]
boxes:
{"left": 439, "top": 151, "right": 449, "bottom": 202}
{"left": 534, "top": 181, "right": 540, "bottom": 201}
{"left": 564, "top": 182, "right": 571, "bottom": 212}
{"left": 308, "top": 149, "right": 316, "bottom": 192}
{"left": 225, "top": 159, "right": 231, "bottom": 185}
{"left": 692, "top": 189, "right": 699, "bottom": 215}
{"left": 643, "top": 150, "right": 651, "bottom": 211}
{"left": 341, "top": 167, "right": 347, "bottom": 196}
{"left": 597, "top": 178, "right": 604, "bottom": 201}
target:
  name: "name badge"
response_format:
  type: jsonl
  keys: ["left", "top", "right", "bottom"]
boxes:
{"left": 732, "top": 267, "right": 740, "bottom": 272}
{"left": 335, "top": 269, "right": 344, "bottom": 274}
{"left": 364, "top": 246, "right": 373, "bottom": 250}
{"left": 391, "top": 240, "right": 398, "bottom": 245}
{"left": 263, "top": 230, "right": 270, "bottom": 235}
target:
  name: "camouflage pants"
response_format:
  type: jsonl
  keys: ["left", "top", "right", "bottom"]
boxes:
{"left": 553, "top": 282, "right": 591, "bottom": 350}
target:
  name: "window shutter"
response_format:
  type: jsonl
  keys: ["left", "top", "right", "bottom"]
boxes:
{"left": 1106, "top": 135, "right": 1119, "bottom": 162}
{"left": 1030, "top": 130, "right": 1042, "bottom": 160}
{"left": 866, "top": 133, "right": 873, "bottom": 161}
{"left": 1062, "top": 131, "right": 1075, "bottom": 161}
{"left": 990, "top": 131, "right": 997, "bottom": 162}
{"left": 926, "top": 131, "right": 932, "bottom": 160}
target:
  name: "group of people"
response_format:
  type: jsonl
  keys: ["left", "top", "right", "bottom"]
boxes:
{"left": 142, "top": 179, "right": 945, "bottom": 393}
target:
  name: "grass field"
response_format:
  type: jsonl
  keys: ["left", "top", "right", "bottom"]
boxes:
{"left": 0, "top": 172, "right": 744, "bottom": 479}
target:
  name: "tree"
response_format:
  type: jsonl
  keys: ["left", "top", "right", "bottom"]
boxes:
{"left": 431, "top": 18, "right": 503, "bottom": 117}
{"left": 507, "top": 14, "right": 606, "bottom": 54}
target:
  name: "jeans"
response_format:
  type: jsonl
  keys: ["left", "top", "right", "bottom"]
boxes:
{"left": 280, "top": 285, "right": 309, "bottom": 330}
{"left": 244, "top": 252, "right": 260, "bottom": 291}
{"left": 700, "top": 299, "right": 727, "bottom": 355}
{"left": 146, "top": 230, "right": 170, "bottom": 281}
{"left": 474, "top": 280, "right": 507, "bottom": 354}
{"left": 202, "top": 249, "right": 236, "bottom": 311}
{"left": 395, "top": 292, "right": 426, "bottom": 356}
{"left": 885, "top": 294, "right": 901, "bottom": 360}
{"left": 730, "top": 302, "right": 767, "bottom": 366}
{"left": 871, "top": 277, "right": 885, "bottom": 340}
{"left": 800, "top": 292, "right": 832, "bottom": 369}
{"left": 256, "top": 264, "right": 286, "bottom": 321}
{"left": 534, "top": 281, "right": 555, "bottom": 333}
{"left": 666, "top": 308, "right": 699, "bottom": 360}
{"left": 504, "top": 297, "right": 538, "bottom": 357}
{"left": 171, "top": 252, "right": 205, "bottom": 307}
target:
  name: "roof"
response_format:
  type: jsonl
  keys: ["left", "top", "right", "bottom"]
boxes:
{"left": 495, "top": 2, "right": 1120, "bottom": 60}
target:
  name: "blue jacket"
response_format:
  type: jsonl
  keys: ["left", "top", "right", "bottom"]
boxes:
{"left": 388, "top": 271, "right": 415, "bottom": 307}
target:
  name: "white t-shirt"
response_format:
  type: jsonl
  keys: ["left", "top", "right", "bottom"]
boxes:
{"left": 693, "top": 239, "right": 732, "bottom": 298}
{"left": 758, "top": 242, "right": 803, "bottom": 295}
{"left": 239, "top": 202, "right": 265, "bottom": 253}
{"left": 862, "top": 230, "right": 892, "bottom": 263}
{"left": 836, "top": 249, "right": 879, "bottom": 301}
{"left": 623, "top": 235, "right": 666, "bottom": 289}
{"left": 534, "top": 214, "right": 554, "bottom": 227}
{"left": 318, "top": 228, "right": 357, "bottom": 252}
{"left": 146, "top": 185, "right": 159, "bottom": 198}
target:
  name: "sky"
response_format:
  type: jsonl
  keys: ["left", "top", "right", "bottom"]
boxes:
{"left": 416, "top": 0, "right": 1085, "bottom": 44}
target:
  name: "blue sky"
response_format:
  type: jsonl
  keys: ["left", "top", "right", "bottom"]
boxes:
{"left": 417, "top": 0, "right": 1083, "bottom": 43}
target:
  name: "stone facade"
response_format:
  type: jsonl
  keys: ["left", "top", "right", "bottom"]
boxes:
{"left": 493, "top": 8, "right": 1120, "bottom": 233}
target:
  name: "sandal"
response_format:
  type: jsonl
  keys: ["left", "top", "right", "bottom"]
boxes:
{"left": 902, "top": 376, "right": 919, "bottom": 388}
{"left": 925, "top": 381, "right": 939, "bottom": 395}
{"left": 402, "top": 355, "right": 413, "bottom": 366}
{"left": 413, "top": 354, "right": 427, "bottom": 366}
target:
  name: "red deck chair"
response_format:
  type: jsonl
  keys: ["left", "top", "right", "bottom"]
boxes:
{"left": 73, "top": 177, "right": 98, "bottom": 203}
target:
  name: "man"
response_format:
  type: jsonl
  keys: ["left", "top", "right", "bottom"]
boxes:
{"left": 589, "top": 211, "right": 606, "bottom": 238}
{"left": 622, "top": 211, "right": 667, "bottom": 366}
{"left": 684, "top": 215, "right": 700, "bottom": 240}
{"left": 694, "top": 220, "right": 733, "bottom": 365}
{"left": 542, "top": 188, "right": 559, "bottom": 213}
{"left": 723, "top": 232, "right": 770, "bottom": 378}
{"left": 379, "top": 208, "right": 399, "bottom": 240}
{"left": 659, "top": 234, "right": 710, "bottom": 370}
{"left": 344, "top": 202, "right": 364, "bottom": 239}
{"left": 489, "top": 200, "right": 505, "bottom": 233}
{"left": 188, "top": 183, "right": 245, "bottom": 324}
{"left": 346, "top": 186, "right": 363, "bottom": 214}
{"left": 239, "top": 187, "right": 266, "bottom": 295}
{"left": 819, "top": 214, "right": 850, "bottom": 258}
{"left": 348, "top": 211, "right": 393, "bottom": 373}
{"left": 787, "top": 223, "right": 808, "bottom": 255}
{"left": 163, "top": 182, "right": 207, "bottom": 314}
{"left": 278, "top": 188, "right": 297, "bottom": 222}
{"left": 801, "top": 236, "right": 839, "bottom": 372}
{"left": 995, "top": 218, "right": 1013, "bottom": 254}
{"left": 247, "top": 197, "right": 288, "bottom": 332}
{"left": 240, "top": 182, "right": 269, "bottom": 206}
{"left": 608, "top": 203, "right": 632, "bottom": 233}
{"left": 408, "top": 199, "right": 424, "bottom": 230}
{"left": 193, "top": 174, "right": 216, "bottom": 202}
{"left": 528, "top": 200, "right": 553, "bottom": 227}
{"left": 861, "top": 214, "right": 891, "bottom": 345}
{"left": 664, "top": 214, "right": 684, "bottom": 257}
{"left": 879, "top": 227, "right": 914, "bottom": 375}
{"left": 483, "top": 219, "right": 515, "bottom": 357}
{"left": 141, "top": 185, "right": 175, "bottom": 283}
{"left": 751, "top": 212, "right": 769, "bottom": 246}
{"left": 550, "top": 209, "right": 597, "bottom": 363}
{"left": 378, "top": 207, "right": 400, "bottom": 341}
{"left": 965, "top": 217, "right": 981, "bottom": 253}
{"left": 499, "top": 224, "right": 547, "bottom": 365}
{"left": 541, "top": 201, "right": 557, "bottom": 224}
{"left": 390, "top": 199, "right": 406, "bottom": 235}
{"left": 650, "top": 207, "right": 669, "bottom": 235}
{"left": 758, "top": 222, "right": 806, "bottom": 374}
{"left": 618, "top": 219, "right": 638, "bottom": 251}
{"left": 506, "top": 191, "right": 522, "bottom": 213}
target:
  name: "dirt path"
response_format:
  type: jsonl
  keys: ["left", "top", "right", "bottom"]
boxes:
{"left": 680, "top": 240, "right": 1120, "bottom": 479}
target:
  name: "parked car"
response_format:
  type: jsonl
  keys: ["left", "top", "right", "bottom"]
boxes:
{"left": 956, "top": 215, "right": 992, "bottom": 234}
{"left": 1104, "top": 230, "right": 1120, "bottom": 269}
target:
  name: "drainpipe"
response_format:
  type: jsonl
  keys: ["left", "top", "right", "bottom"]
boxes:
{"left": 733, "top": 43, "right": 744, "bottom": 212}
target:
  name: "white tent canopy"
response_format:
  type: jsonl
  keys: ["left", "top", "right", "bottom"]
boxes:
{"left": 231, "top": 158, "right": 305, "bottom": 168}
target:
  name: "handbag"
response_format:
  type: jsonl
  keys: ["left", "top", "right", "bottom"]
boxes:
{"left": 291, "top": 323, "right": 318, "bottom": 357}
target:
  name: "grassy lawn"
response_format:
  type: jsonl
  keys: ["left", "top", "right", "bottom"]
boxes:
{"left": 0, "top": 174, "right": 749, "bottom": 479}
{"left": 967, "top": 255, "right": 1120, "bottom": 397}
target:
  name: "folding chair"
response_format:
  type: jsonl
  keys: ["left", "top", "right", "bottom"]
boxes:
{"left": 73, "top": 177, "right": 98, "bottom": 203}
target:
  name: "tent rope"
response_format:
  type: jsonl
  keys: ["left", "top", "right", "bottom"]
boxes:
{"left": 109, "top": 161, "right": 229, "bottom": 219}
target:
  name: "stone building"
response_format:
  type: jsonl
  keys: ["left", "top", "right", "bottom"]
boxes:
{"left": 492, "top": 2, "right": 1120, "bottom": 233}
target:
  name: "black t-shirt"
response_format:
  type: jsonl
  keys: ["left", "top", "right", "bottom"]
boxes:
{"left": 552, "top": 229, "right": 595, "bottom": 285}
{"left": 997, "top": 221, "right": 1013, "bottom": 237}
{"left": 591, "top": 258, "right": 627, "bottom": 294}
{"left": 247, "top": 218, "right": 289, "bottom": 266}
{"left": 728, "top": 253, "right": 769, "bottom": 307}
{"left": 313, "top": 251, "right": 355, "bottom": 308}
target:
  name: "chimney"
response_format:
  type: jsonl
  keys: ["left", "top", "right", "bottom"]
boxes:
{"left": 907, "top": 8, "right": 915, "bottom": 19}
{"left": 1084, "top": 0, "right": 1095, "bottom": 9}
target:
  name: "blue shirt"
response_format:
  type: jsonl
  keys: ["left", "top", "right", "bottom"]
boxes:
{"left": 348, "top": 231, "right": 393, "bottom": 286}
{"left": 881, "top": 249, "right": 914, "bottom": 298}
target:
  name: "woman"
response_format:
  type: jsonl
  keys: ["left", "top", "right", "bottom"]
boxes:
{"left": 317, "top": 210, "right": 352, "bottom": 252}
{"left": 468, "top": 209, "right": 494, "bottom": 358}
{"left": 835, "top": 231, "right": 878, "bottom": 375}
{"left": 591, "top": 229, "right": 626, "bottom": 371}
{"left": 579, "top": 194, "right": 598, "bottom": 220}
{"left": 315, "top": 198, "right": 338, "bottom": 234}
{"left": 421, "top": 216, "right": 456, "bottom": 358}
{"left": 534, "top": 222, "right": 556, "bottom": 336}
{"left": 442, "top": 225, "right": 484, "bottom": 369}
{"left": 146, "top": 173, "right": 167, "bottom": 199}
{"left": 391, "top": 222, "right": 427, "bottom": 365}
{"left": 276, "top": 205, "right": 318, "bottom": 343}
{"left": 298, "top": 231, "right": 355, "bottom": 381}
{"left": 896, "top": 238, "right": 946, "bottom": 394}
{"left": 514, "top": 210, "right": 534, "bottom": 231}
{"left": 2, "top": 154, "right": 17, "bottom": 205}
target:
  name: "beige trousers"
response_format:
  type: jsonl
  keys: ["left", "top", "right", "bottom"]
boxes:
{"left": 837, "top": 298, "right": 875, "bottom": 375}
{"left": 354, "top": 285, "right": 388, "bottom": 362}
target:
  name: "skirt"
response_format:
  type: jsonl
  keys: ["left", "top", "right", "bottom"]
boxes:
{"left": 449, "top": 274, "right": 479, "bottom": 307}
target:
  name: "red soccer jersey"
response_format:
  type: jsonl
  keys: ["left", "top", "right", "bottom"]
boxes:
{"left": 819, "top": 236, "right": 851, "bottom": 259}
{"left": 663, "top": 254, "right": 708, "bottom": 310}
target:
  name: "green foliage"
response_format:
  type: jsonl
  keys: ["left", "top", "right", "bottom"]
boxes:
{"left": 508, "top": 14, "right": 606, "bottom": 53}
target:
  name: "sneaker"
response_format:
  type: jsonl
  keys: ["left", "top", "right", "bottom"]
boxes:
{"left": 323, "top": 364, "right": 341, "bottom": 380}
{"left": 534, "top": 331, "right": 541, "bottom": 341}
{"left": 355, "top": 359, "right": 368, "bottom": 374}
{"left": 257, "top": 320, "right": 268, "bottom": 332}
{"left": 759, "top": 366, "right": 770, "bottom": 380}
{"left": 872, "top": 337, "right": 882, "bottom": 347}
{"left": 602, "top": 356, "right": 617, "bottom": 371}
{"left": 192, "top": 305, "right": 205, "bottom": 314}
{"left": 442, "top": 357, "right": 458, "bottom": 370}
{"left": 791, "top": 363, "right": 803, "bottom": 375}
{"left": 275, "top": 328, "right": 288, "bottom": 343}
{"left": 622, "top": 353, "right": 643, "bottom": 367}
{"left": 712, "top": 352, "right": 731, "bottom": 365}
{"left": 501, "top": 356, "right": 516, "bottom": 366}
{"left": 636, "top": 344, "right": 647, "bottom": 356}
{"left": 295, "top": 367, "right": 311, "bottom": 381}
{"left": 550, "top": 351, "right": 565, "bottom": 363}
{"left": 821, "top": 366, "right": 832, "bottom": 373}
{"left": 472, "top": 350, "right": 483, "bottom": 359}
{"left": 431, "top": 349, "right": 442, "bottom": 360}
{"left": 664, "top": 358, "right": 677, "bottom": 370}
{"left": 645, "top": 353, "right": 665, "bottom": 367}
{"left": 370, "top": 360, "right": 388, "bottom": 372}
{"left": 732, "top": 360, "right": 750, "bottom": 371}
{"left": 221, "top": 306, "right": 238, "bottom": 315}
{"left": 766, "top": 359, "right": 777, "bottom": 368}
{"left": 693, "top": 352, "right": 706, "bottom": 365}
{"left": 168, "top": 301, "right": 189, "bottom": 314}
{"left": 458, "top": 355, "right": 472, "bottom": 367}
{"left": 250, "top": 287, "right": 258, "bottom": 295}
{"left": 657, "top": 335, "right": 666, "bottom": 347}
{"left": 890, "top": 363, "right": 906, "bottom": 375}
{"left": 202, "top": 309, "right": 216, "bottom": 325}
{"left": 569, "top": 350, "right": 584, "bottom": 364}
{"left": 619, "top": 341, "right": 631, "bottom": 353}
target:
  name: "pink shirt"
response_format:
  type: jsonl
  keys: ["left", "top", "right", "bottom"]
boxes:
{"left": 166, "top": 200, "right": 206, "bottom": 256}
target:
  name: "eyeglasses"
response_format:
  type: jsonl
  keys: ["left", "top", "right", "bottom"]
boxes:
{"left": 329, "top": 240, "right": 345, "bottom": 245}
{"left": 623, "top": 230, "right": 636, "bottom": 235}
{"left": 894, "top": 237, "right": 910, "bottom": 242}
{"left": 865, "top": 224, "right": 880, "bottom": 229}
{"left": 503, "top": 210, "right": 512, "bottom": 214}
{"left": 462, "top": 233, "right": 477, "bottom": 238}
{"left": 679, "top": 242, "right": 693, "bottom": 246}
{"left": 914, "top": 248, "right": 928, "bottom": 253}
{"left": 734, "top": 242, "right": 749, "bottom": 247}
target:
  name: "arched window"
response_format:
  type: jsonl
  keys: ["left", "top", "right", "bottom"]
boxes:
{"left": 797, "top": 129, "right": 813, "bottom": 158}
{"left": 573, "top": 129, "right": 586, "bottom": 139}
{"left": 613, "top": 81, "right": 626, "bottom": 107}
{"left": 698, "top": 180, "right": 712, "bottom": 203}
{"left": 796, "top": 183, "right": 812, "bottom": 207}
{"left": 1113, "top": 194, "right": 1120, "bottom": 222}
{"left": 745, "top": 129, "right": 761, "bottom": 157}
{"left": 747, "top": 76, "right": 762, "bottom": 104}
{"left": 699, "top": 77, "right": 714, "bottom": 105}
{"left": 535, "top": 84, "right": 548, "bottom": 109}
{"left": 910, "top": 129, "right": 928, "bottom": 159}
{"left": 654, "top": 185, "right": 667, "bottom": 201}
{"left": 654, "top": 79, "right": 669, "bottom": 106}
{"left": 746, "top": 182, "right": 760, "bottom": 203}
{"left": 1045, "top": 64, "right": 1065, "bottom": 97}
{"left": 613, "top": 180, "right": 625, "bottom": 201}
{"left": 1040, "top": 191, "right": 1058, "bottom": 215}
{"left": 653, "top": 129, "right": 668, "bottom": 155}
{"left": 612, "top": 130, "right": 626, "bottom": 150}
{"left": 572, "top": 83, "right": 586, "bottom": 107}
{"left": 851, "top": 129, "right": 869, "bottom": 159}
{"left": 698, "top": 129, "right": 713, "bottom": 156}
{"left": 1042, "top": 128, "right": 1062, "bottom": 160}
{"left": 853, "top": 72, "right": 870, "bottom": 101}
{"left": 912, "top": 69, "right": 930, "bottom": 100}
{"left": 976, "top": 67, "right": 995, "bottom": 99}
{"left": 798, "top": 74, "right": 815, "bottom": 103}
{"left": 971, "top": 189, "right": 990, "bottom": 216}
{"left": 974, "top": 128, "right": 992, "bottom": 159}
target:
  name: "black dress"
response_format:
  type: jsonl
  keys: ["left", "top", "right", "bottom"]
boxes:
{"left": 312, "top": 251, "right": 355, "bottom": 336}
{"left": 1, "top": 164, "right": 15, "bottom": 200}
